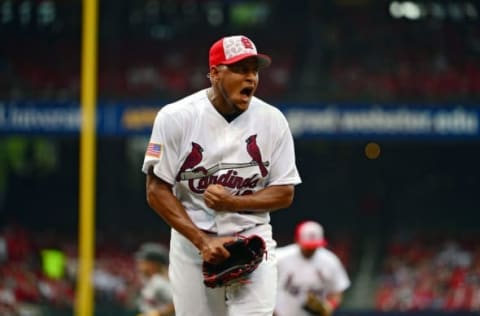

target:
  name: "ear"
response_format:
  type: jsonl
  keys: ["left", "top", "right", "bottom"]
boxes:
{"left": 210, "top": 66, "right": 220, "bottom": 81}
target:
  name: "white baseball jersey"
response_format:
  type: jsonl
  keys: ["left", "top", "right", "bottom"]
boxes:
{"left": 138, "top": 274, "right": 173, "bottom": 314}
{"left": 142, "top": 88, "right": 301, "bottom": 235}
{"left": 275, "top": 244, "right": 351, "bottom": 316}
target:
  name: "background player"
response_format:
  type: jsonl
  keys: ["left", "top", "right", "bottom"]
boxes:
{"left": 142, "top": 35, "right": 302, "bottom": 316}
{"left": 135, "top": 243, "right": 175, "bottom": 316}
{"left": 275, "top": 221, "right": 350, "bottom": 316}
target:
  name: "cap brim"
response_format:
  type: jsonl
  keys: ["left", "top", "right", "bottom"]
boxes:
{"left": 221, "top": 53, "right": 271, "bottom": 69}
{"left": 298, "top": 239, "right": 328, "bottom": 250}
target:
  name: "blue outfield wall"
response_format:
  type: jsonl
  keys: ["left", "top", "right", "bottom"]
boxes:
{"left": 0, "top": 101, "right": 479, "bottom": 140}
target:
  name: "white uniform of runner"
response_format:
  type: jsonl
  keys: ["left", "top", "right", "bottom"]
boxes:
{"left": 138, "top": 274, "right": 173, "bottom": 314}
{"left": 275, "top": 244, "right": 351, "bottom": 316}
{"left": 142, "top": 88, "right": 301, "bottom": 316}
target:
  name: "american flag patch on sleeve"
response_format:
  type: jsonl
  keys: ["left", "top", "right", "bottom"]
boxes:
{"left": 146, "top": 143, "right": 162, "bottom": 158}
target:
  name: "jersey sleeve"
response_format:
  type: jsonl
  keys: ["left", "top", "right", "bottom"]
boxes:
{"left": 275, "top": 245, "right": 293, "bottom": 263}
{"left": 141, "top": 109, "right": 181, "bottom": 185}
{"left": 326, "top": 254, "right": 351, "bottom": 294}
{"left": 267, "top": 116, "right": 302, "bottom": 187}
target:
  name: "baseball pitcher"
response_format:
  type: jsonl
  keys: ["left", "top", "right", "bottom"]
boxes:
{"left": 142, "top": 35, "right": 302, "bottom": 316}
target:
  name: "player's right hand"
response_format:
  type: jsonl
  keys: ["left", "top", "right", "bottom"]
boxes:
{"left": 204, "top": 184, "right": 234, "bottom": 211}
{"left": 199, "top": 235, "right": 237, "bottom": 264}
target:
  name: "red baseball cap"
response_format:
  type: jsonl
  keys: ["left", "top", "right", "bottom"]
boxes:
{"left": 295, "top": 221, "right": 328, "bottom": 249}
{"left": 209, "top": 35, "right": 271, "bottom": 69}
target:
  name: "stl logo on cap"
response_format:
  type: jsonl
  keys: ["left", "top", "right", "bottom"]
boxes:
{"left": 241, "top": 37, "right": 254, "bottom": 49}
{"left": 223, "top": 36, "right": 256, "bottom": 59}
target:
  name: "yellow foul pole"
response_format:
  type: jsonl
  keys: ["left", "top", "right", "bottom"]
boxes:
{"left": 76, "top": 0, "right": 97, "bottom": 315}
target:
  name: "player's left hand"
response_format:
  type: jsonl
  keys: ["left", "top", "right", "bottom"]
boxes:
{"left": 204, "top": 184, "right": 235, "bottom": 211}
{"left": 303, "top": 292, "right": 333, "bottom": 316}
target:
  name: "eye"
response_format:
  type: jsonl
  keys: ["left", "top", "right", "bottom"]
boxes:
{"left": 228, "top": 64, "right": 258, "bottom": 74}
{"left": 228, "top": 64, "right": 243, "bottom": 73}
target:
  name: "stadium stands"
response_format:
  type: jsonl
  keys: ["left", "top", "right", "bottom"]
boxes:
{"left": 375, "top": 231, "right": 480, "bottom": 311}
{"left": 1, "top": 2, "right": 479, "bottom": 103}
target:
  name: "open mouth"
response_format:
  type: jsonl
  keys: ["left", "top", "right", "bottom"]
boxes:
{"left": 240, "top": 87, "right": 253, "bottom": 98}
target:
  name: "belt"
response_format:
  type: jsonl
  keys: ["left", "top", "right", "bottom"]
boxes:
{"left": 201, "top": 223, "right": 263, "bottom": 236}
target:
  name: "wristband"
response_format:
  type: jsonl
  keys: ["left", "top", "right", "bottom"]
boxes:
{"left": 327, "top": 298, "right": 340, "bottom": 310}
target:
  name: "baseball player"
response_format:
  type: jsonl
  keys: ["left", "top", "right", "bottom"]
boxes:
{"left": 142, "top": 35, "right": 301, "bottom": 316}
{"left": 275, "top": 221, "right": 350, "bottom": 316}
{"left": 135, "top": 243, "right": 175, "bottom": 316}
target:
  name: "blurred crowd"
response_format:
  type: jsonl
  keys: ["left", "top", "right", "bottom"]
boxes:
{"left": 0, "top": 223, "right": 157, "bottom": 315}
{"left": 1, "top": 2, "right": 479, "bottom": 103}
{"left": 375, "top": 231, "right": 480, "bottom": 311}
{"left": 0, "top": 37, "right": 294, "bottom": 102}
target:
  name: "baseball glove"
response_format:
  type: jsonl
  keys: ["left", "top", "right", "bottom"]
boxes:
{"left": 202, "top": 234, "right": 266, "bottom": 288}
{"left": 303, "top": 292, "right": 333, "bottom": 316}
